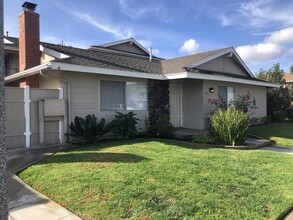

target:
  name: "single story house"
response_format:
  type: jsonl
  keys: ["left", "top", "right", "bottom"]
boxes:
{"left": 5, "top": 2, "right": 278, "bottom": 138}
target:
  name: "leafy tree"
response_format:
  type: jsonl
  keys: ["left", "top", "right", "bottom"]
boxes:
{"left": 0, "top": 0, "right": 8, "bottom": 218}
{"left": 290, "top": 65, "right": 293, "bottom": 74}
{"left": 256, "top": 63, "right": 292, "bottom": 122}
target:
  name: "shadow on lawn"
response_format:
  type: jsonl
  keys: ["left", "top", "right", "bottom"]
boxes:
{"left": 71, "top": 138, "right": 216, "bottom": 152}
{"left": 38, "top": 152, "right": 149, "bottom": 164}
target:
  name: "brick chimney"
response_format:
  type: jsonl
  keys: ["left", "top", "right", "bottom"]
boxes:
{"left": 19, "top": 2, "right": 40, "bottom": 72}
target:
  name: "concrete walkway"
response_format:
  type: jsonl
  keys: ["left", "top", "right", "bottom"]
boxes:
{"left": 259, "top": 145, "right": 293, "bottom": 155}
{"left": 7, "top": 145, "right": 82, "bottom": 220}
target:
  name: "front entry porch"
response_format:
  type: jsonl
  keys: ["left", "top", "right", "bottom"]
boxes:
{"left": 174, "top": 128, "right": 206, "bottom": 141}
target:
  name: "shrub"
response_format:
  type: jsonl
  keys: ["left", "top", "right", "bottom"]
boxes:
{"left": 69, "top": 114, "right": 114, "bottom": 144}
{"left": 209, "top": 108, "right": 249, "bottom": 146}
{"left": 156, "top": 115, "right": 175, "bottom": 138}
{"left": 113, "top": 111, "right": 140, "bottom": 139}
{"left": 192, "top": 134, "right": 216, "bottom": 144}
{"left": 209, "top": 92, "right": 257, "bottom": 114}
{"left": 145, "top": 114, "right": 175, "bottom": 138}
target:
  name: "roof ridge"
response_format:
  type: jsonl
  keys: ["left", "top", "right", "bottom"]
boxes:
{"left": 161, "top": 47, "right": 232, "bottom": 63}
{"left": 42, "top": 41, "right": 163, "bottom": 62}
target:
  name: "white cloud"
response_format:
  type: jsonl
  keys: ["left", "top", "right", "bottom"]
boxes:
{"left": 236, "top": 43, "right": 284, "bottom": 62}
{"left": 152, "top": 49, "right": 160, "bottom": 55}
{"left": 218, "top": 0, "right": 293, "bottom": 30}
{"left": 138, "top": 40, "right": 151, "bottom": 48}
{"left": 239, "top": 0, "right": 293, "bottom": 28}
{"left": 54, "top": 2, "right": 133, "bottom": 39}
{"left": 118, "top": 0, "right": 163, "bottom": 20}
{"left": 72, "top": 12, "right": 133, "bottom": 39}
{"left": 290, "top": 48, "right": 293, "bottom": 55}
{"left": 138, "top": 40, "right": 159, "bottom": 55}
{"left": 179, "top": 39, "right": 200, "bottom": 54}
{"left": 220, "top": 15, "right": 232, "bottom": 27}
{"left": 265, "top": 27, "right": 293, "bottom": 44}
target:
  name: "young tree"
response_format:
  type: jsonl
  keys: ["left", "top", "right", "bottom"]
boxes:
{"left": 0, "top": 0, "right": 8, "bottom": 219}
{"left": 256, "top": 63, "right": 292, "bottom": 122}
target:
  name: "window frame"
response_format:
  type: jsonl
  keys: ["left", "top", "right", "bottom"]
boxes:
{"left": 100, "top": 80, "right": 148, "bottom": 112}
{"left": 218, "top": 86, "right": 235, "bottom": 107}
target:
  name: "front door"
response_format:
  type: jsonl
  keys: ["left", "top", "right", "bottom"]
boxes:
{"left": 169, "top": 84, "right": 182, "bottom": 127}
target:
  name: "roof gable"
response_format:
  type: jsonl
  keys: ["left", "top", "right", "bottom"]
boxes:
{"left": 186, "top": 47, "right": 254, "bottom": 78}
{"left": 161, "top": 47, "right": 230, "bottom": 74}
{"left": 99, "top": 38, "right": 150, "bottom": 56}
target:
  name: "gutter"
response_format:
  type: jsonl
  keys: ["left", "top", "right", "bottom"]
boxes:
{"left": 5, "top": 62, "right": 52, "bottom": 83}
{"left": 165, "top": 71, "right": 280, "bottom": 88}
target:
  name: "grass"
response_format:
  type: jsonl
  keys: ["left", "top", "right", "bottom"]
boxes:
{"left": 19, "top": 139, "right": 293, "bottom": 220}
{"left": 249, "top": 122, "right": 293, "bottom": 148}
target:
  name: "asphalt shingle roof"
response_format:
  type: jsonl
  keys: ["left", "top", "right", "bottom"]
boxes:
{"left": 4, "top": 36, "right": 252, "bottom": 79}
{"left": 161, "top": 47, "right": 230, "bottom": 74}
{"left": 41, "top": 42, "right": 163, "bottom": 74}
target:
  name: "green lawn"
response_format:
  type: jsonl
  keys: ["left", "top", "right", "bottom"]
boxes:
{"left": 250, "top": 122, "right": 293, "bottom": 148}
{"left": 19, "top": 139, "right": 293, "bottom": 220}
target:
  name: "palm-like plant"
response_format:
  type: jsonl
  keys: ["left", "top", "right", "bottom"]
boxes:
{"left": 70, "top": 114, "right": 114, "bottom": 144}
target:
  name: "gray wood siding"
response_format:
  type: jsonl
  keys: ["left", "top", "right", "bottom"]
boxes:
{"left": 63, "top": 72, "right": 149, "bottom": 130}
{"left": 203, "top": 80, "right": 267, "bottom": 128}
{"left": 198, "top": 56, "right": 248, "bottom": 77}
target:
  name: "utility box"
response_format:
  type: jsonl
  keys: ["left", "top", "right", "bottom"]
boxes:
{"left": 44, "top": 99, "right": 66, "bottom": 116}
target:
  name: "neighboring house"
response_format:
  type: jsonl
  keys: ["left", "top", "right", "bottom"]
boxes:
{"left": 5, "top": 2, "right": 278, "bottom": 135}
{"left": 284, "top": 73, "right": 293, "bottom": 89}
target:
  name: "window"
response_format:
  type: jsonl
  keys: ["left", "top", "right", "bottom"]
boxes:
{"left": 100, "top": 80, "right": 125, "bottom": 111}
{"left": 218, "top": 86, "right": 235, "bottom": 106}
{"left": 126, "top": 82, "right": 148, "bottom": 110}
{"left": 100, "top": 80, "right": 148, "bottom": 111}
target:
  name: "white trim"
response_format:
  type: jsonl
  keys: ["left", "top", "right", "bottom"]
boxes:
{"left": 101, "top": 38, "right": 150, "bottom": 55}
{"left": 24, "top": 86, "right": 31, "bottom": 148}
{"left": 58, "top": 88, "right": 65, "bottom": 144}
{"left": 165, "top": 72, "right": 280, "bottom": 88}
{"left": 4, "top": 45, "right": 19, "bottom": 51}
{"left": 4, "top": 38, "right": 13, "bottom": 44}
{"left": 186, "top": 47, "right": 254, "bottom": 78}
{"left": 5, "top": 61, "right": 278, "bottom": 87}
{"left": 50, "top": 62, "right": 164, "bottom": 80}
{"left": 40, "top": 45, "right": 70, "bottom": 59}
{"left": 5, "top": 63, "right": 52, "bottom": 82}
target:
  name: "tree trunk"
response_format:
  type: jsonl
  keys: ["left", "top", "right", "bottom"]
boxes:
{"left": 0, "top": 0, "right": 8, "bottom": 219}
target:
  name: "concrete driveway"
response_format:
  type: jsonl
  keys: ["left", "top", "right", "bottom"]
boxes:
{"left": 7, "top": 145, "right": 82, "bottom": 220}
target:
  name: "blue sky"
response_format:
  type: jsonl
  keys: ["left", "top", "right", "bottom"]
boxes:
{"left": 4, "top": 0, "right": 293, "bottom": 74}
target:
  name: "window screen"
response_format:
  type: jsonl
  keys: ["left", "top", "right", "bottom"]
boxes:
{"left": 126, "top": 82, "right": 148, "bottom": 110}
{"left": 218, "top": 86, "right": 228, "bottom": 106}
{"left": 100, "top": 80, "right": 125, "bottom": 111}
{"left": 218, "top": 86, "right": 235, "bottom": 106}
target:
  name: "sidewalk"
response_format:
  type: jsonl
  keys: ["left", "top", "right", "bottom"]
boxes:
{"left": 7, "top": 144, "right": 82, "bottom": 220}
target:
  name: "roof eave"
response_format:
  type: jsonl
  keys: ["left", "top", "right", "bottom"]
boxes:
{"left": 165, "top": 71, "right": 280, "bottom": 88}
{"left": 5, "top": 62, "right": 164, "bottom": 82}
{"left": 5, "top": 63, "right": 52, "bottom": 83}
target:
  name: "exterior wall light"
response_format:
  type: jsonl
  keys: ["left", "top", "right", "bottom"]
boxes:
{"left": 209, "top": 87, "right": 214, "bottom": 93}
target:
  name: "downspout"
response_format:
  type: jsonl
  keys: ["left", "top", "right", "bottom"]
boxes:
{"left": 39, "top": 70, "right": 71, "bottom": 141}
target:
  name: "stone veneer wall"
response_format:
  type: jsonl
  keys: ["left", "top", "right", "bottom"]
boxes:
{"left": 148, "top": 79, "right": 170, "bottom": 136}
